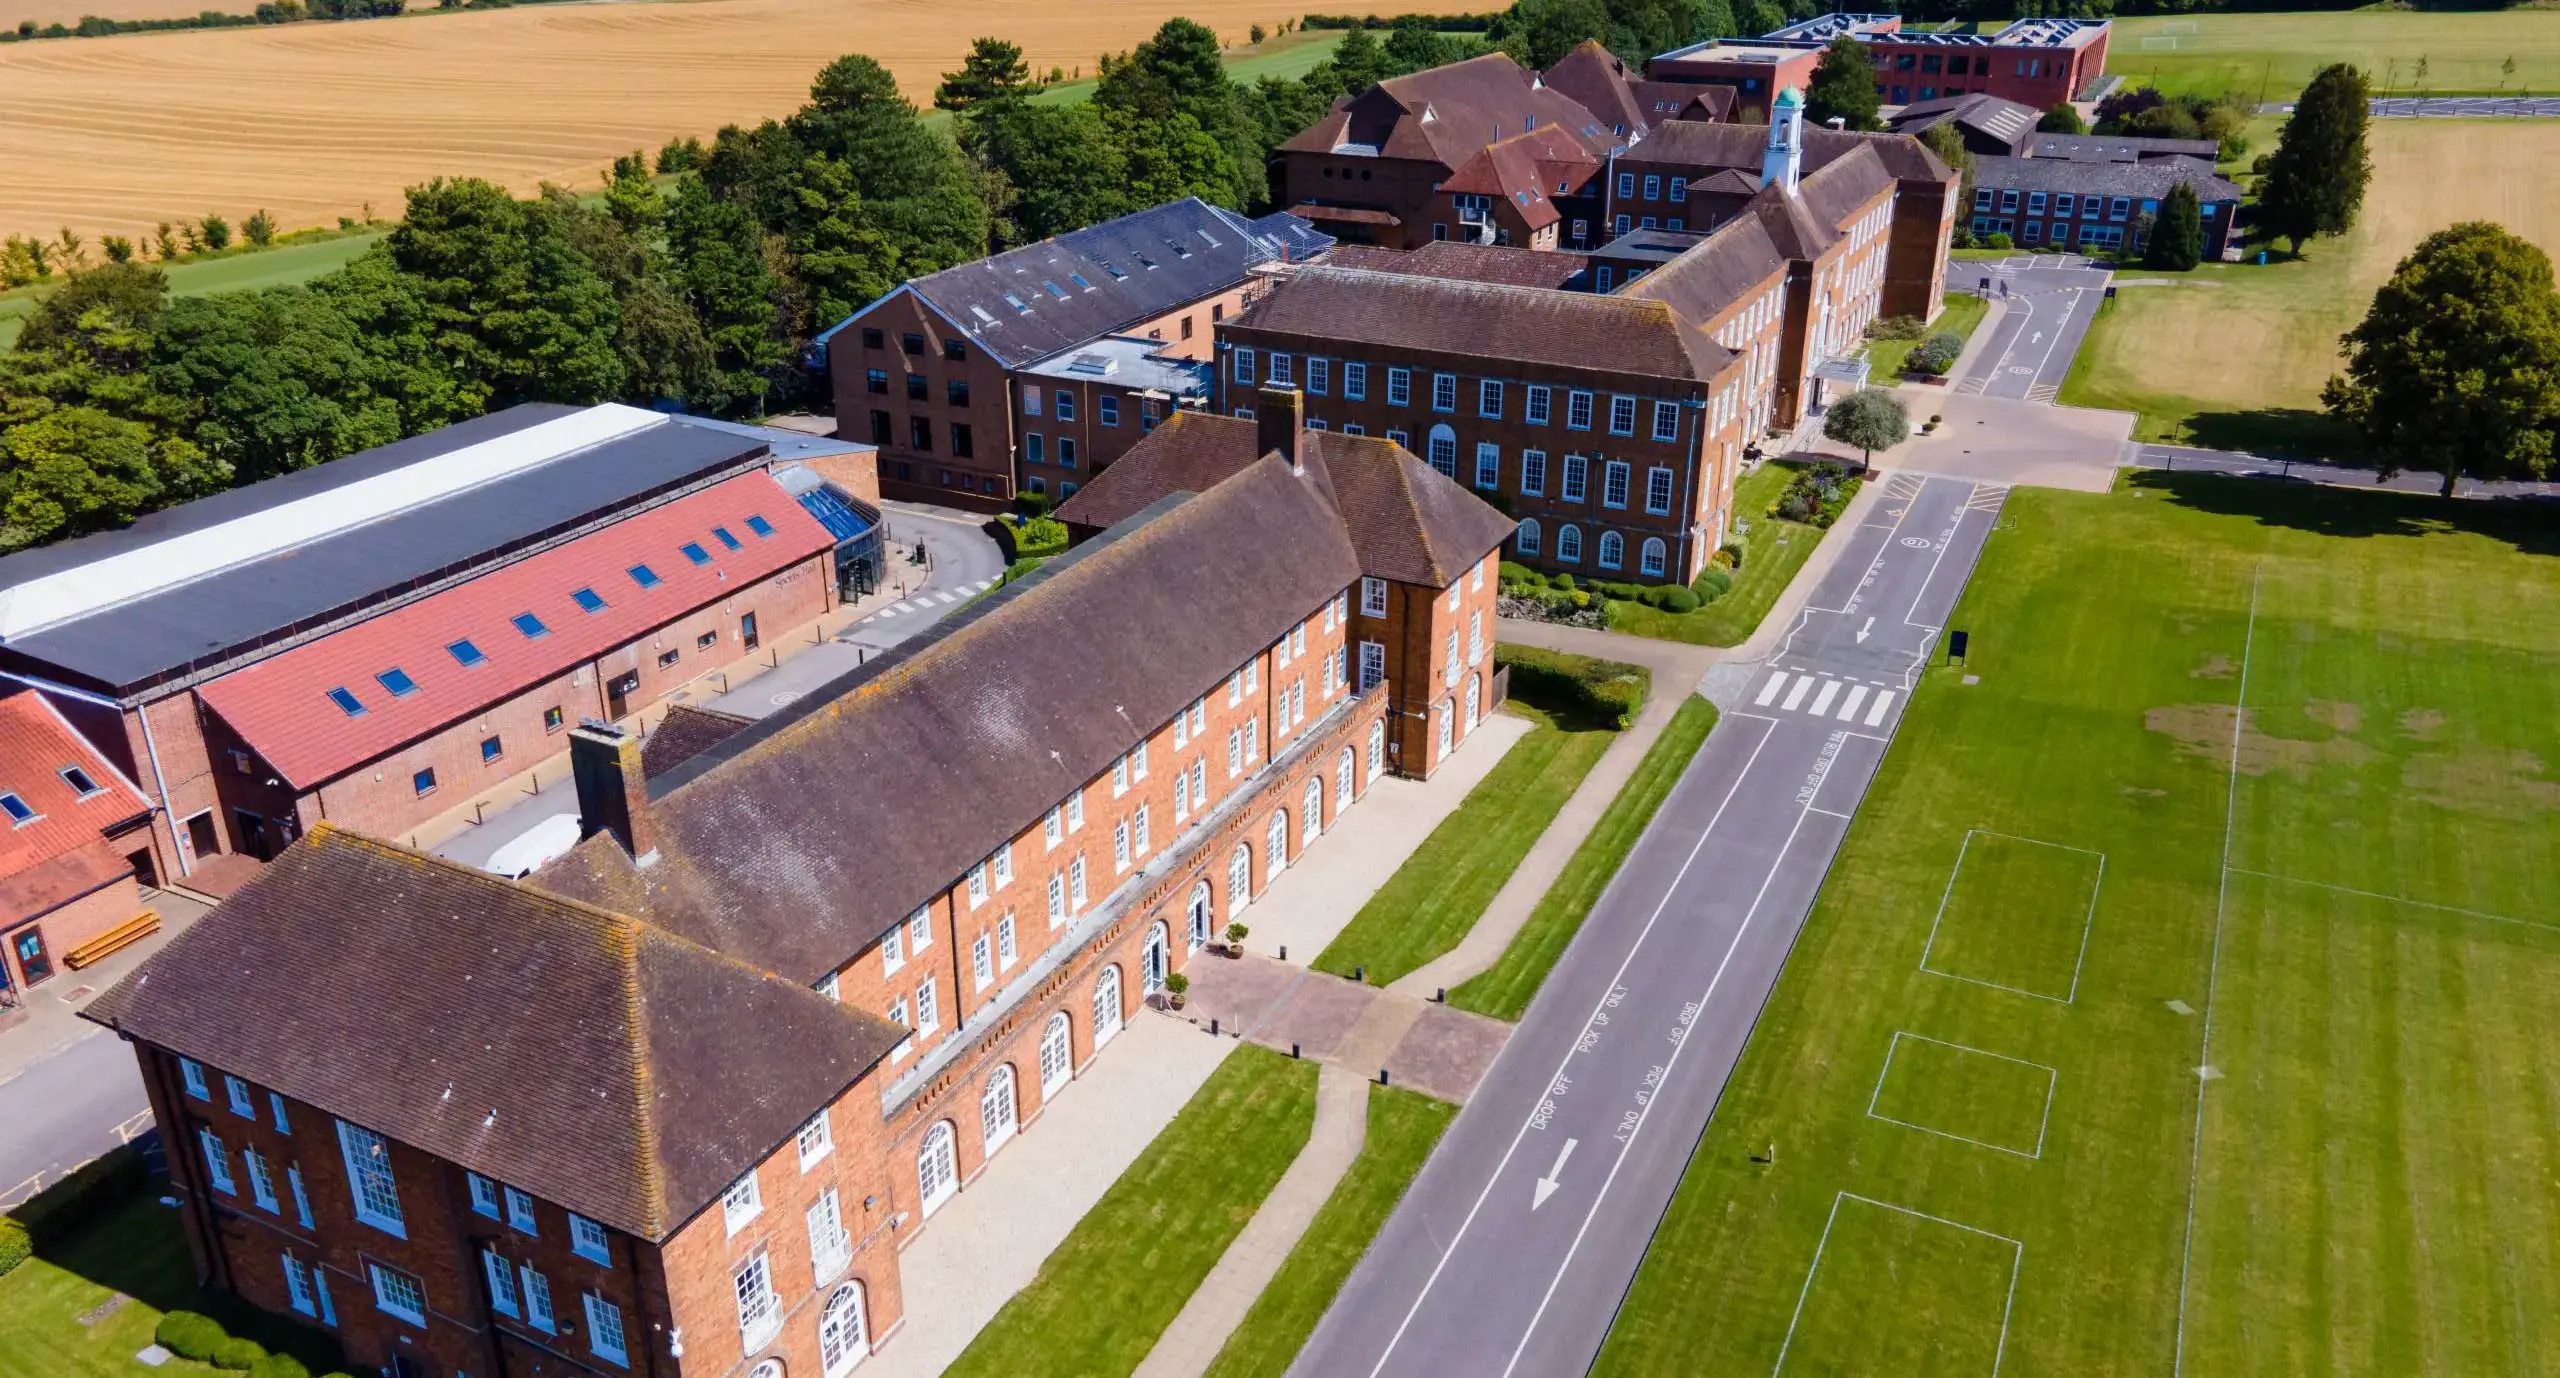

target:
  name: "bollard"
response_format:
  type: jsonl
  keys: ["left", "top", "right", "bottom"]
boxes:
{"left": 1210, "top": 1018, "right": 1220, "bottom": 1037}
{"left": 1292, "top": 1042, "right": 1302, "bottom": 1059}
{"left": 1436, "top": 987, "right": 1446, "bottom": 1003}
{"left": 1378, "top": 1068, "right": 1390, "bottom": 1087}
{"left": 1353, "top": 964, "right": 1366, "bottom": 983}
{"left": 1279, "top": 944, "right": 1287, "bottom": 961}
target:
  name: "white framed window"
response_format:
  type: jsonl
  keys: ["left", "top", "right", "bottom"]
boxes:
{"left": 505, "top": 1185, "right": 538, "bottom": 1235}
{"left": 1173, "top": 710, "right": 1188, "bottom": 751}
{"left": 245, "top": 1146, "right": 279, "bottom": 1213}
{"left": 882, "top": 921, "right": 905, "bottom": 975}
{"left": 1022, "top": 387, "right": 1042, "bottom": 416}
{"left": 1516, "top": 518, "right": 1542, "bottom": 556}
{"left": 1360, "top": 577, "right": 1387, "bottom": 617}
{"left": 1609, "top": 396, "right": 1638, "bottom": 436}
{"left": 1267, "top": 352, "right": 1293, "bottom": 386}
{"left": 1066, "top": 791, "right": 1084, "bottom": 833}
{"left": 1111, "top": 757, "right": 1129, "bottom": 797}
{"left": 967, "top": 861, "right": 989, "bottom": 907}
{"left": 1069, "top": 855, "right": 1089, "bottom": 910}
{"left": 1228, "top": 670, "right": 1244, "bottom": 706}
{"left": 820, "top": 1285, "right": 869, "bottom": 1378}
{"left": 1232, "top": 346, "right": 1255, "bottom": 384}
{"left": 199, "top": 1129, "right": 235, "bottom": 1195}
{"left": 1646, "top": 467, "right": 1674, "bottom": 515}
{"left": 1189, "top": 759, "right": 1207, "bottom": 813}
{"left": 369, "top": 1262, "right": 427, "bottom": 1327}
{"left": 1246, "top": 718, "right": 1261, "bottom": 764}
{"left": 288, "top": 1165, "right": 313, "bottom": 1228}
{"left": 1567, "top": 391, "right": 1593, "bottom": 431}
{"left": 1135, "top": 805, "right": 1152, "bottom": 856}
{"left": 571, "top": 1213, "right": 612, "bottom": 1266}
{"left": 908, "top": 906, "right": 933, "bottom": 952}
{"left": 1175, "top": 762, "right": 1192, "bottom": 820}
{"left": 521, "top": 1264, "right": 556, "bottom": 1332}
{"left": 736, "top": 1253, "right": 784, "bottom": 1351}
{"left": 1559, "top": 524, "right": 1584, "bottom": 563}
{"left": 1345, "top": 361, "right": 1368, "bottom": 400}
{"left": 1190, "top": 698, "right": 1206, "bottom": 736}
{"left": 268, "top": 1092, "right": 291, "bottom": 1135}
{"left": 225, "top": 1075, "right": 254, "bottom": 1118}
{"left": 1603, "top": 461, "right": 1631, "bottom": 509}
{"left": 1478, "top": 378, "right": 1504, "bottom": 417}
{"left": 468, "top": 1171, "right": 503, "bottom": 1219}
{"left": 1474, "top": 442, "right": 1500, "bottom": 490}
{"left": 820, "top": 971, "right": 841, "bottom": 1002}
{"left": 180, "top": 1058, "right": 209, "bottom": 1101}
{"left": 973, "top": 933, "right": 995, "bottom": 989}
{"left": 1474, "top": 556, "right": 1487, "bottom": 591}
{"left": 1521, "top": 449, "right": 1547, "bottom": 496}
{"left": 1307, "top": 357, "right": 1330, "bottom": 395}
{"left": 313, "top": 1268, "right": 336, "bottom": 1327}
{"left": 1469, "top": 610, "right": 1484, "bottom": 664}
{"left": 1359, "top": 642, "right": 1384, "bottom": 691}
{"left": 998, "top": 913, "right": 1018, "bottom": 967}
{"left": 283, "top": 1255, "right": 317, "bottom": 1317}
{"left": 723, "top": 1171, "right": 763, "bottom": 1236}
{"left": 1048, "top": 873, "right": 1067, "bottom": 926}
{"left": 1131, "top": 741, "right": 1149, "bottom": 781}
{"left": 991, "top": 844, "right": 1013, "bottom": 890}
{"left": 916, "top": 977, "right": 941, "bottom": 1033}
{"left": 484, "top": 1248, "right": 521, "bottom": 1318}
{"left": 1387, "top": 367, "right": 1411, "bottom": 406}
{"left": 1599, "top": 530, "right": 1625, "bottom": 570}
{"left": 585, "top": 1293, "right": 630, "bottom": 1367}
{"left": 808, "top": 1189, "right": 853, "bottom": 1285}
{"left": 335, "top": 1121, "right": 405, "bottom": 1238}
{"left": 1526, "top": 385, "right": 1551, "bottom": 425}
{"left": 1246, "top": 660, "right": 1259, "bottom": 693}
{"left": 1113, "top": 820, "right": 1131, "bottom": 872}
{"left": 1229, "top": 728, "right": 1243, "bottom": 776}
{"left": 1652, "top": 401, "right": 1680, "bottom": 442}
{"left": 1640, "top": 537, "right": 1669, "bottom": 577}
{"left": 797, "top": 1111, "right": 834, "bottom": 1171}
{"left": 1044, "top": 805, "right": 1062, "bottom": 849}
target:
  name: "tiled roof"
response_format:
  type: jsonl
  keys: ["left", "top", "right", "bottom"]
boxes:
{"left": 884, "top": 199, "right": 1326, "bottom": 370}
{"left": 0, "top": 691, "right": 151, "bottom": 924}
{"left": 1630, "top": 80, "right": 1736, "bottom": 124}
{"left": 1885, "top": 92, "right": 2041, "bottom": 152}
{"left": 1805, "top": 127, "right": 1956, "bottom": 185}
{"left": 1440, "top": 126, "right": 1598, "bottom": 232}
{"left": 1619, "top": 213, "right": 1791, "bottom": 329}
{"left": 641, "top": 704, "right": 754, "bottom": 781}
{"left": 1798, "top": 142, "right": 1899, "bottom": 230}
{"left": 1541, "top": 40, "right": 1648, "bottom": 136}
{"left": 84, "top": 827, "right": 905, "bottom": 1240}
{"left": 2026, "top": 132, "right": 2222, "bottom": 163}
{"left": 1323, "top": 242, "right": 1593, "bottom": 291}
{"left": 1627, "top": 120, "right": 1952, "bottom": 188}
{"left": 194, "top": 472, "right": 831, "bottom": 790}
{"left": 1280, "top": 54, "right": 1620, "bottom": 169}
{"left": 531, "top": 457, "right": 1366, "bottom": 982}
{"left": 1229, "top": 265, "right": 1729, "bottom": 387}
{"left": 1289, "top": 204, "right": 1404, "bottom": 228}
{"left": 1053, "top": 413, "right": 1515, "bottom": 588}
{"left": 1973, "top": 154, "right": 2245, "bottom": 204}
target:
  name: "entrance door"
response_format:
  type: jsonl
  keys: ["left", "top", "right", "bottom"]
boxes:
{"left": 183, "top": 811, "right": 219, "bottom": 860}
{"left": 740, "top": 611, "right": 761, "bottom": 652}
{"left": 917, "top": 1122, "right": 958, "bottom": 1216}
{"left": 232, "top": 811, "right": 271, "bottom": 861}
{"left": 12, "top": 927, "right": 53, "bottom": 987}
{"left": 1186, "top": 883, "right": 1212, "bottom": 952}
{"left": 1092, "top": 966, "right": 1124, "bottom": 1049}
{"left": 127, "top": 847, "right": 158, "bottom": 890}
{"left": 607, "top": 670, "right": 639, "bottom": 720}
{"left": 1038, "top": 1013, "right": 1073, "bottom": 1098}
{"left": 1142, "top": 923, "right": 1169, "bottom": 996}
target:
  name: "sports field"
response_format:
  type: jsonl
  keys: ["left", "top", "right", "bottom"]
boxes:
{"left": 1594, "top": 473, "right": 2560, "bottom": 1375}
{"left": 2060, "top": 118, "right": 2560, "bottom": 457}
{"left": 0, "top": 5, "right": 1419, "bottom": 241}
{"left": 2114, "top": 10, "right": 2560, "bottom": 101}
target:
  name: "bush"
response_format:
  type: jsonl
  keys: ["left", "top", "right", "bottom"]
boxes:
{"left": 1904, "top": 331, "right": 1965, "bottom": 376}
{"left": 1771, "top": 461, "right": 1863, "bottom": 530}
{"left": 1983, "top": 232, "right": 2014, "bottom": 250}
{"left": 1495, "top": 644, "right": 1649, "bottom": 729}
{"left": 249, "top": 1357, "right": 311, "bottom": 1378}
{"left": 212, "top": 1336, "right": 268, "bottom": 1371}
{"left": 1642, "top": 584, "right": 1702, "bottom": 613}
{"left": 1497, "top": 560, "right": 1544, "bottom": 587}
{"left": 0, "top": 1217, "right": 28, "bottom": 1277}
{"left": 1717, "top": 540, "right": 1744, "bottom": 569}
{"left": 996, "top": 514, "right": 1067, "bottom": 560}
{"left": 1012, "top": 490, "right": 1051, "bottom": 519}
{"left": 1693, "top": 567, "right": 1734, "bottom": 601}
{"left": 1550, "top": 571, "right": 1575, "bottom": 591}
{"left": 156, "top": 1312, "right": 229, "bottom": 1362}
{"left": 1867, "top": 314, "right": 1926, "bottom": 341}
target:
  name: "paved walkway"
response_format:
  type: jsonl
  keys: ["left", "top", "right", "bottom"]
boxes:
{"left": 1182, "top": 956, "right": 1511, "bottom": 1105}
{"left": 861, "top": 1011, "right": 1233, "bottom": 1378}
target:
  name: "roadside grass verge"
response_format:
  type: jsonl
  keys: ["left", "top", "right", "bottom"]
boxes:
{"left": 1447, "top": 696, "right": 1717, "bottom": 1021}
{"left": 1199, "top": 1085, "right": 1458, "bottom": 1378}
{"left": 1605, "top": 461, "right": 1834, "bottom": 647}
{"left": 943, "top": 1047, "right": 1319, "bottom": 1378}
{"left": 1865, "top": 291, "right": 1988, "bottom": 381}
{"left": 1311, "top": 701, "right": 1617, "bottom": 987}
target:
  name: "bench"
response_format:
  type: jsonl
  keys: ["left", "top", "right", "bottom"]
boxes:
{"left": 64, "top": 910, "right": 160, "bottom": 970}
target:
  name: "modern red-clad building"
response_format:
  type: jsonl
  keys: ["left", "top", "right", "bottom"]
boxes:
{"left": 0, "top": 690, "right": 158, "bottom": 1006}
{"left": 1650, "top": 13, "right": 2111, "bottom": 117}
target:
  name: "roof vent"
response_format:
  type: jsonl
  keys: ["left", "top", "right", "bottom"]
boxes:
{"left": 1067, "top": 354, "right": 1118, "bottom": 377}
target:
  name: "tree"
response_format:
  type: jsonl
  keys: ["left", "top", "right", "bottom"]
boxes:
{"left": 1741, "top": 0, "right": 1784, "bottom": 35}
{"left": 244, "top": 210, "right": 276, "bottom": 247}
{"left": 1094, "top": 19, "right": 1266, "bottom": 208}
{"left": 977, "top": 103, "right": 1131, "bottom": 242}
{"left": 1823, "top": 386, "right": 1907, "bottom": 463}
{"left": 1488, "top": 0, "right": 1612, "bottom": 68}
{"left": 0, "top": 406, "right": 219, "bottom": 552}
{"left": 2259, "top": 63, "right": 2371, "bottom": 253}
{"left": 2323, "top": 221, "right": 2560, "bottom": 496}
{"left": 2038, "top": 102, "right": 2086, "bottom": 135}
{"left": 661, "top": 175, "right": 789, "bottom": 413}
{"left": 1918, "top": 122, "right": 1974, "bottom": 219}
{"left": 935, "top": 37, "right": 1034, "bottom": 116}
{"left": 2145, "top": 180, "right": 2204, "bottom": 271}
{"left": 388, "top": 177, "right": 624, "bottom": 409}
{"left": 199, "top": 215, "right": 232, "bottom": 252}
{"left": 1803, "top": 37, "right": 1880, "bottom": 133}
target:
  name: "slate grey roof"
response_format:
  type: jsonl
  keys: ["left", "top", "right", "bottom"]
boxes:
{"left": 1885, "top": 93, "right": 2041, "bottom": 152}
{"left": 1618, "top": 213, "right": 1791, "bottom": 326}
{"left": 884, "top": 199, "right": 1328, "bottom": 370}
{"left": 533, "top": 456, "right": 1365, "bottom": 982}
{"left": 1973, "top": 154, "right": 2245, "bottom": 204}
{"left": 83, "top": 827, "right": 904, "bottom": 1241}
{"left": 2026, "top": 132, "right": 2223, "bottom": 163}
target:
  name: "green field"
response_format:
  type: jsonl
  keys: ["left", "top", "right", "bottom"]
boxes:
{"left": 0, "top": 230, "right": 385, "bottom": 349}
{"left": 2114, "top": 10, "right": 2560, "bottom": 100}
{"left": 1595, "top": 473, "right": 2560, "bottom": 1375}
{"left": 1865, "top": 291, "right": 1988, "bottom": 382}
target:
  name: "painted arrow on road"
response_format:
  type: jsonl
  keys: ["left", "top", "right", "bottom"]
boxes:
{"left": 1532, "top": 1138, "right": 1578, "bottom": 1210}
{"left": 1855, "top": 616, "right": 1874, "bottom": 643}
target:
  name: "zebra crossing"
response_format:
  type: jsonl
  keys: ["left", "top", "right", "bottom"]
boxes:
{"left": 1964, "top": 482, "right": 2010, "bottom": 515}
{"left": 869, "top": 578, "right": 996, "bottom": 619}
{"left": 1752, "top": 668, "right": 1898, "bottom": 727}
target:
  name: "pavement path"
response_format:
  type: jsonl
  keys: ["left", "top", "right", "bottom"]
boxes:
{"left": 1286, "top": 470, "right": 2011, "bottom": 1378}
{"left": 2126, "top": 442, "right": 2560, "bottom": 501}
{"left": 1946, "top": 258, "right": 2111, "bottom": 403}
{"left": 2259, "top": 95, "right": 2560, "bottom": 118}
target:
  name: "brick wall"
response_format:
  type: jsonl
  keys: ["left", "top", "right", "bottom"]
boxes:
{"left": 833, "top": 300, "right": 1022, "bottom": 510}
{"left": 2, "top": 874, "right": 145, "bottom": 990}
{"left": 1273, "top": 154, "right": 1457, "bottom": 250}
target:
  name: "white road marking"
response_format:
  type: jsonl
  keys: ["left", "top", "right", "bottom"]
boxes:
{"left": 1756, "top": 672, "right": 1789, "bottom": 707}
{"left": 1808, "top": 679, "right": 1842, "bottom": 716}
{"left": 1864, "top": 691, "right": 1895, "bottom": 725}
{"left": 1531, "top": 1138, "right": 1577, "bottom": 1210}
{"left": 1836, "top": 685, "right": 1869, "bottom": 721}
{"left": 1782, "top": 676, "right": 1815, "bottom": 711}
{"left": 935, "top": 590, "right": 960, "bottom": 604}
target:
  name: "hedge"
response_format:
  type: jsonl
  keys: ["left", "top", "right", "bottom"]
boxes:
{"left": 0, "top": 1217, "right": 28, "bottom": 1276}
{"left": 250, "top": 1357, "right": 313, "bottom": 1378}
{"left": 0, "top": 1141, "right": 150, "bottom": 1277}
{"left": 1494, "top": 644, "right": 1649, "bottom": 729}
{"left": 995, "top": 514, "right": 1069, "bottom": 561}
{"left": 157, "top": 1312, "right": 230, "bottom": 1363}
{"left": 213, "top": 1335, "right": 268, "bottom": 1370}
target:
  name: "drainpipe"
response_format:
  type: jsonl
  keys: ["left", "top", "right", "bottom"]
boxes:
{"left": 1, "top": 670, "right": 188, "bottom": 878}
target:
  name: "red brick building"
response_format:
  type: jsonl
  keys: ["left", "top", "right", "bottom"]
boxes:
{"left": 0, "top": 690, "right": 157, "bottom": 1005}
{"left": 1649, "top": 13, "right": 2111, "bottom": 116}
{"left": 85, "top": 411, "right": 1512, "bottom": 1378}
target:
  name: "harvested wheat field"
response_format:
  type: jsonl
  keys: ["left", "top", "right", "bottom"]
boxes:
{"left": 0, "top": 0, "right": 1464, "bottom": 240}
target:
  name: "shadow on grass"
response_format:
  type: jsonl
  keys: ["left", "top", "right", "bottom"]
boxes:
{"left": 2179, "top": 407, "right": 2363, "bottom": 461}
{"left": 2128, "top": 469, "right": 2560, "bottom": 556}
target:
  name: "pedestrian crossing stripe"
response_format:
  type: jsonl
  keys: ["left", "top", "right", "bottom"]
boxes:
{"left": 1756, "top": 671, "right": 1897, "bottom": 726}
{"left": 1808, "top": 679, "right": 1842, "bottom": 716}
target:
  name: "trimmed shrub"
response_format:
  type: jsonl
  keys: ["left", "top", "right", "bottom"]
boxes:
{"left": 1984, "top": 231, "right": 2015, "bottom": 249}
{"left": 212, "top": 1335, "right": 266, "bottom": 1370}
{"left": 249, "top": 1357, "right": 312, "bottom": 1378}
{"left": 0, "top": 1217, "right": 29, "bottom": 1276}
{"left": 1693, "top": 567, "right": 1734, "bottom": 601}
{"left": 1905, "top": 331, "right": 1966, "bottom": 376}
{"left": 1717, "top": 540, "right": 1745, "bottom": 570}
{"left": 1656, "top": 585, "right": 1702, "bottom": 613}
{"left": 1550, "top": 572, "right": 1575, "bottom": 591}
{"left": 1497, "top": 560, "right": 1545, "bottom": 588}
{"left": 1013, "top": 490, "right": 1051, "bottom": 519}
{"left": 156, "top": 1312, "right": 229, "bottom": 1362}
{"left": 1494, "top": 644, "right": 1649, "bottom": 729}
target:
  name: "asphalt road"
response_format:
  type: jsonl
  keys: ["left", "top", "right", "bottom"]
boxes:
{"left": 1288, "top": 472, "right": 2010, "bottom": 1378}
{"left": 1948, "top": 257, "right": 2110, "bottom": 403}
{"left": 2127, "top": 443, "right": 2560, "bottom": 501}
{"left": 2262, "top": 96, "right": 2560, "bottom": 118}
{"left": 0, "top": 1025, "right": 152, "bottom": 1207}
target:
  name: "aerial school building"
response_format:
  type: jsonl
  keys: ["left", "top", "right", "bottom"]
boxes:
{"left": 85, "top": 417, "right": 1512, "bottom": 1378}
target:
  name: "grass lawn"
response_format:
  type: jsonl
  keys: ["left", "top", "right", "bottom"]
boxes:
{"left": 0, "top": 229, "right": 387, "bottom": 348}
{"left": 1604, "top": 460, "right": 1835, "bottom": 647}
{"left": 1448, "top": 695, "right": 1717, "bottom": 1021}
{"left": 2058, "top": 119, "right": 2560, "bottom": 460}
{"left": 1864, "top": 291, "right": 1989, "bottom": 382}
{"left": 943, "top": 1047, "right": 1319, "bottom": 1378}
{"left": 1311, "top": 702, "right": 1617, "bottom": 987}
{"left": 0, "top": 1190, "right": 343, "bottom": 1378}
{"left": 1199, "top": 1085, "right": 1457, "bottom": 1378}
{"left": 2113, "top": 10, "right": 2560, "bottom": 101}
{"left": 1593, "top": 473, "right": 2560, "bottom": 1375}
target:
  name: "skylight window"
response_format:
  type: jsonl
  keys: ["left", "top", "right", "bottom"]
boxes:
{"left": 745, "top": 515, "right": 776, "bottom": 538}
{"left": 628, "top": 564, "right": 661, "bottom": 589}
{"left": 325, "top": 687, "right": 367, "bottom": 717}
{"left": 447, "top": 639, "right": 486, "bottom": 667}
{"left": 0, "top": 794, "right": 33, "bottom": 825}
{"left": 1104, "top": 263, "right": 1126, "bottom": 280}
{"left": 1042, "top": 281, "right": 1068, "bottom": 299}
{"left": 512, "top": 612, "right": 550, "bottom": 640}
{"left": 680, "top": 542, "right": 711, "bottom": 566}
{"left": 712, "top": 526, "right": 742, "bottom": 551}
{"left": 59, "top": 766, "right": 100, "bottom": 797}
{"left": 1069, "top": 273, "right": 1092, "bottom": 289}
{"left": 1003, "top": 292, "right": 1030, "bottom": 313}
{"left": 571, "top": 588, "right": 607, "bottom": 614}
{"left": 375, "top": 668, "right": 419, "bottom": 698}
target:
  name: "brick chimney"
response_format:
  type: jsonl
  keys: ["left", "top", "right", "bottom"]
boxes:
{"left": 569, "top": 721, "right": 657, "bottom": 866}
{"left": 1257, "top": 386, "right": 1306, "bottom": 474}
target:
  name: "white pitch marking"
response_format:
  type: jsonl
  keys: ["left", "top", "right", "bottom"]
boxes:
{"left": 1836, "top": 685, "right": 1869, "bottom": 722}
{"left": 1864, "top": 691, "right": 1895, "bottom": 726}
{"left": 1808, "top": 679, "right": 1842, "bottom": 717}
{"left": 1782, "top": 676, "right": 1815, "bottom": 711}
{"left": 1756, "top": 672, "right": 1789, "bottom": 707}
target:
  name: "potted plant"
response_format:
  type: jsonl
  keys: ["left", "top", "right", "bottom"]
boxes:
{"left": 1163, "top": 971, "right": 1190, "bottom": 1010}
{"left": 1223, "top": 922, "right": 1250, "bottom": 957}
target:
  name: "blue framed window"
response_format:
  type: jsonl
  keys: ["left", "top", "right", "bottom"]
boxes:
{"left": 712, "top": 526, "right": 742, "bottom": 551}
{"left": 480, "top": 736, "right": 503, "bottom": 764}
{"left": 680, "top": 543, "right": 711, "bottom": 566}
{"left": 571, "top": 588, "right": 607, "bottom": 614}
{"left": 0, "top": 793, "right": 35, "bottom": 824}
{"left": 375, "top": 668, "right": 418, "bottom": 698}
{"left": 412, "top": 768, "right": 437, "bottom": 797}
{"left": 746, "top": 515, "right": 776, "bottom": 538}
{"left": 512, "top": 612, "right": 549, "bottom": 640}
{"left": 447, "top": 639, "right": 485, "bottom": 667}
{"left": 326, "top": 687, "right": 366, "bottom": 717}
{"left": 628, "top": 564, "right": 661, "bottom": 589}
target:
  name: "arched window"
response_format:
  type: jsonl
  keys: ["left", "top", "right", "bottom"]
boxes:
{"left": 1465, "top": 673, "right": 1483, "bottom": 732}
{"left": 1301, "top": 778, "right": 1323, "bottom": 844}
{"left": 981, "top": 1065, "right": 1018, "bottom": 1155}
{"left": 1337, "top": 746, "right": 1356, "bottom": 806}
{"left": 1640, "top": 536, "right": 1668, "bottom": 578}
{"left": 1228, "top": 844, "right": 1252, "bottom": 916}
{"left": 1426, "top": 423, "right": 1458, "bottom": 478}
{"left": 1038, "top": 1013, "right": 1073, "bottom": 1099}
{"left": 1265, "top": 811, "right": 1290, "bottom": 882}
{"left": 1367, "top": 720, "right": 1386, "bottom": 782}
{"left": 1515, "top": 517, "right": 1542, "bottom": 557}
{"left": 1186, "top": 881, "right": 1213, "bottom": 952}
{"left": 1557, "top": 524, "right": 1583, "bottom": 563}
{"left": 1436, "top": 700, "right": 1454, "bottom": 759}
{"left": 1598, "top": 530, "right": 1624, "bottom": 570}
{"left": 1142, "top": 922, "right": 1169, "bottom": 995}
{"left": 751, "top": 1362, "right": 784, "bottom": 1378}
{"left": 819, "top": 1285, "right": 868, "bottom": 1377}
{"left": 1092, "top": 965, "right": 1124, "bottom": 1049}
{"left": 917, "top": 1122, "right": 958, "bottom": 1216}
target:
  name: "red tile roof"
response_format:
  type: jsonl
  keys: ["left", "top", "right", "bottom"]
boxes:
{"left": 196, "top": 473, "right": 832, "bottom": 790}
{"left": 0, "top": 692, "right": 152, "bottom": 922}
